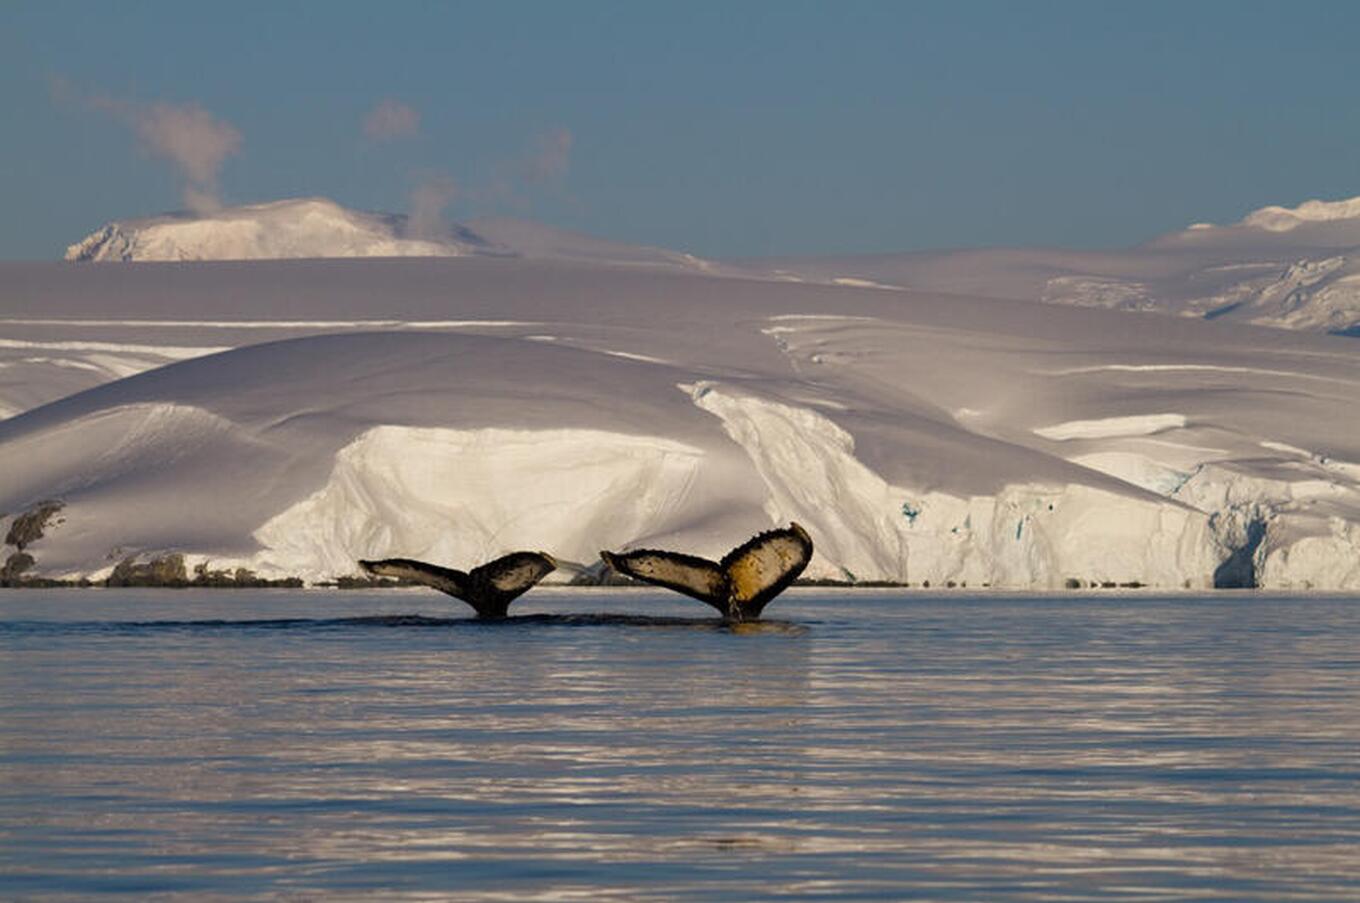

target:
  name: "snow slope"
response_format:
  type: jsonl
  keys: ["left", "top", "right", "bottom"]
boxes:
{"left": 744, "top": 196, "right": 1360, "bottom": 335}
{"left": 22, "top": 198, "right": 736, "bottom": 418}
{"left": 66, "top": 194, "right": 1360, "bottom": 334}
{"left": 2, "top": 256, "right": 1357, "bottom": 589}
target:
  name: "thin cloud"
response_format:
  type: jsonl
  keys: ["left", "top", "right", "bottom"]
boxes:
{"left": 363, "top": 99, "right": 421, "bottom": 142}
{"left": 54, "top": 79, "right": 241, "bottom": 214}
{"left": 474, "top": 127, "right": 577, "bottom": 210}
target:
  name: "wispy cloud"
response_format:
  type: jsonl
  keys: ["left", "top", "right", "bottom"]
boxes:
{"left": 54, "top": 78, "right": 241, "bottom": 214}
{"left": 478, "top": 127, "right": 577, "bottom": 210}
{"left": 363, "top": 99, "right": 421, "bottom": 142}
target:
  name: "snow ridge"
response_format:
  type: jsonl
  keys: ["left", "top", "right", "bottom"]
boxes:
{"left": 1242, "top": 196, "right": 1360, "bottom": 232}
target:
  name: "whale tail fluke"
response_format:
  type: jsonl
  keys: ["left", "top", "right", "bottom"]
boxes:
{"left": 601, "top": 523, "right": 813, "bottom": 620}
{"left": 359, "top": 551, "right": 557, "bottom": 619}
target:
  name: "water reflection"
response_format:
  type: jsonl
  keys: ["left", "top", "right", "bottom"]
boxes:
{"left": 2, "top": 590, "right": 1359, "bottom": 899}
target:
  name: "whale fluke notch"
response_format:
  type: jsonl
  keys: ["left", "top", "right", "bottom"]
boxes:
{"left": 359, "top": 551, "right": 557, "bottom": 619}
{"left": 600, "top": 523, "right": 813, "bottom": 621}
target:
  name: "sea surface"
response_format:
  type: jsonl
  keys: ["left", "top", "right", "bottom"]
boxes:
{"left": 2, "top": 588, "right": 1359, "bottom": 901}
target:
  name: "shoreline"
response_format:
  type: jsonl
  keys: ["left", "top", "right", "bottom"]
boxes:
{"left": 3, "top": 582, "right": 1355, "bottom": 595}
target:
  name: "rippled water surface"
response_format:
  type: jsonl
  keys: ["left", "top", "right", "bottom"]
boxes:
{"left": 3, "top": 589, "right": 1359, "bottom": 900}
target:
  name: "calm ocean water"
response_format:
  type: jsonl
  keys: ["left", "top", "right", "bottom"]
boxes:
{"left": 2, "top": 588, "right": 1358, "bottom": 900}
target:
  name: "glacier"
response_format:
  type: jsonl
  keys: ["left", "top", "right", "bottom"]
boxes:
{"left": 2, "top": 199, "right": 1359, "bottom": 590}
{"left": 748, "top": 194, "right": 1360, "bottom": 336}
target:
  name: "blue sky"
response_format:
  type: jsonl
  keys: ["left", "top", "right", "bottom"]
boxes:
{"left": 3, "top": 1, "right": 1358, "bottom": 259}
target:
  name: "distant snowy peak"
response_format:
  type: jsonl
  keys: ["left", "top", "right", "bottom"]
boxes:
{"left": 65, "top": 198, "right": 505, "bottom": 262}
{"left": 1241, "top": 196, "right": 1360, "bottom": 232}
{"left": 64, "top": 197, "right": 725, "bottom": 272}
{"left": 1161, "top": 195, "right": 1360, "bottom": 248}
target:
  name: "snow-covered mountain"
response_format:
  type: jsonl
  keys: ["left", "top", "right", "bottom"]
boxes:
{"left": 2, "top": 255, "right": 1358, "bottom": 590}
{"left": 65, "top": 198, "right": 503, "bottom": 262}
{"left": 64, "top": 197, "right": 722, "bottom": 272}
{"left": 1167, "top": 195, "right": 1360, "bottom": 247}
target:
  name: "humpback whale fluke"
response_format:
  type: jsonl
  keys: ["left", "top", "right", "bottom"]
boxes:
{"left": 600, "top": 523, "right": 813, "bottom": 621}
{"left": 358, "top": 551, "right": 558, "bottom": 619}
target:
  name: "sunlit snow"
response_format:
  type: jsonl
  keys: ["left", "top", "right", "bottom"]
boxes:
{"left": 2, "top": 199, "right": 1358, "bottom": 590}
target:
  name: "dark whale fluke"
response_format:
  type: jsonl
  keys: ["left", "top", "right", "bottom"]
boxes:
{"left": 358, "top": 551, "right": 558, "bottom": 619}
{"left": 600, "top": 523, "right": 813, "bottom": 621}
